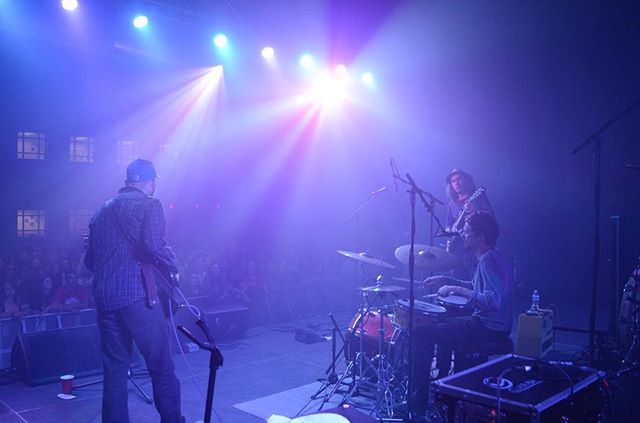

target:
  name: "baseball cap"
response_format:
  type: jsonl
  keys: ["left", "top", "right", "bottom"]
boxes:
{"left": 126, "top": 159, "right": 158, "bottom": 182}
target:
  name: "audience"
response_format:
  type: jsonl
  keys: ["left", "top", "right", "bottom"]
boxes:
{"left": 0, "top": 241, "right": 332, "bottom": 319}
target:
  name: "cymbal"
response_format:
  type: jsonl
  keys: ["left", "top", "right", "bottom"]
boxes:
{"left": 359, "top": 284, "right": 406, "bottom": 293}
{"left": 336, "top": 250, "right": 395, "bottom": 269}
{"left": 394, "top": 244, "right": 456, "bottom": 272}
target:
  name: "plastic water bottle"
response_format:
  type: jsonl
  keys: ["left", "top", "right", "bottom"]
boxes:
{"left": 530, "top": 289, "right": 540, "bottom": 314}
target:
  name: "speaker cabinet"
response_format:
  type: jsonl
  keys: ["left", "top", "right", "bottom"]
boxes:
{"left": 172, "top": 298, "right": 249, "bottom": 352}
{"left": 11, "top": 325, "right": 102, "bottom": 386}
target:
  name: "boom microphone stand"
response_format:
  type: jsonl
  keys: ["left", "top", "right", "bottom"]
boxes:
{"left": 178, "top": 319, "right": 223, "bottom": 423}
{"left": 392, "top": 170, "right": 445, "bottom": 421}
{"left": 571, "top": 96, "right": 640, "bottom": 366}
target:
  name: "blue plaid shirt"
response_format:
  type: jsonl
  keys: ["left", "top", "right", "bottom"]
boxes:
{"left": 85, "top": 187, "right": 178, "bottom": 311}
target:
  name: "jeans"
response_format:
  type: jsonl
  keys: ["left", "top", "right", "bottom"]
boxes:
{"left": 97, "top": 300, "right": 181, "bottom": 423}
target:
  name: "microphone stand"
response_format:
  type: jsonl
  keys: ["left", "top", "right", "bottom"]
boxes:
{"left": 178, "top": 320, "right": 224, "bottom": 423}
{"left": 392, "top": 171, "right": 445, "bottom": 421}
{"left": 571, "top": 96, "right": 640, "bottom": 366}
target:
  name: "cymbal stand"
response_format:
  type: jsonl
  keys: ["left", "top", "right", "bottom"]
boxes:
{"left": 340, "top": 188, "right": 387, "bottom": 308}
{"left": 371, "top": 291, "right": 396, "bottom": 418}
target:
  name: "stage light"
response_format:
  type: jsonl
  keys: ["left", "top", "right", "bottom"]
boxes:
{"left": 213, "top": 34, "right": 228, "bottom": 48}
{"left": 310, "top": 71, "right": 347, "bottom": 105}
{"left": 361, "top": 72, "right": 374, "bottom": 85}
{"left": 299, "top": 54, "right": 315, "bottom": 69}
{"left": 61, "top": 0, "right": 78, "bottom": 11}
{"left": 132, "top": 15, "right": 149, "bottom": 29}
{"left": 261, "top": 46, "right": 274, "bottom": 60}
{"left": 335, "top": 64, "right": 347, "bottom": 76}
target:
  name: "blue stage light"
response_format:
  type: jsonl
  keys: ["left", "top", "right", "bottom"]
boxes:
{"left": 213, "top": 34, "right": 228, "bottom": 48}
{"left": 361, "top": 72, "right": 374, "bottom": 85}
{"left": 299, "top": 54, "right": 315, "bottom": 69}
{"left": 132, "top": 15, "right": 149, "bottom": 29}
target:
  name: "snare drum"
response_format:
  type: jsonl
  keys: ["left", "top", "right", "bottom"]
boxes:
{"left": 392, "top": 299, "right": 447, "bottom": 330}
{"left": 345, "top": 308, "right": 394, "bottom": 361}
{"left": 436, "top": 294, "right": 471, "bottom": 316}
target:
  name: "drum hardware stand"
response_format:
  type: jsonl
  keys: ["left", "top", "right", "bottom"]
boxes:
{"left": 300, "top": 292, "right": 382, "bottom": 416}
{"left": 343, "top": 291, "right": 381, "bottom": 394}
{"left": 370, "top": 295, "right": 396, "bottom": 418}
{"left": 342, "top": 283, "right": 400, "bottom": 418}
{"left": 299, "top": 314, "right": 349, "bottom": 415}
{"left": 571, "top": 96, "right": 640, "bottom": 366}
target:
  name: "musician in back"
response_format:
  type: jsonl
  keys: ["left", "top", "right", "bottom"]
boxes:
{"left": 84, "top": 159, "right": 183, "bottom": 423}
{"left": 445, "top": 168, "right": 493, "bottom": 279}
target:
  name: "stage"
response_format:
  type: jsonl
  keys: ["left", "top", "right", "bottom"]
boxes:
{"left": 1, "top": 300, "right": 638, "bottom": 423}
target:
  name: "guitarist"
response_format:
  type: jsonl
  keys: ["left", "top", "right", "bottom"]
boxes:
{"left": 84, "top": 159, "right": 183, "bottom": 423}
{"left": 445, "top": 168, "right": 493, "bottom": 279}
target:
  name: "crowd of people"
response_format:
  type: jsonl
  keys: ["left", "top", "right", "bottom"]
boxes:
{"left": 0, "top": 242, "right": 331, "bottom": 319}
{"left": 0, "top": 247, "right": 91, "bottom": 318}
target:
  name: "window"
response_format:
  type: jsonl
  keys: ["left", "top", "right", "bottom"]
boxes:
{"left": 117, "top": 140, "right": 138, "bottom": 165}
{"left": 69, "top": 136, "right": 94, "bottom": 163}
{"left": 17, "top": 132, "right": 46, "bottom": 160}
{"left": 17, "top": 210, "right": 46, "bottom": 237}
{"left": 70, "top": 209, "right": 93, "bottom": 235}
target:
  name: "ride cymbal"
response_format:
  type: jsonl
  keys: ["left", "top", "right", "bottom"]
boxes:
{"left": 394, "top": 244, "right": 456, "bottom": 272}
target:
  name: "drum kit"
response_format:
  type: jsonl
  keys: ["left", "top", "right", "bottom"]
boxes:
{"left": 321, "top": 244, "right": 469, "bottom": 418}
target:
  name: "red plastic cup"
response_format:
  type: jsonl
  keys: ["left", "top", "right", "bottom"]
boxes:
{"left": 60, "top": 374, "right": 74, "bottom": 395}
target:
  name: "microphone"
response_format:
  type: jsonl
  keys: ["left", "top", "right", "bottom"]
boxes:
{"left": 369, "top": 186, "right": 387, "bottom": 196}
{"left": 389, "top": 158, "right": 399, "bottom": 191}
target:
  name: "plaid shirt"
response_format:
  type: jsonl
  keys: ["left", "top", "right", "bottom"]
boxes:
{"left": 85, "top": 187, "right": 178, "bottom": 311}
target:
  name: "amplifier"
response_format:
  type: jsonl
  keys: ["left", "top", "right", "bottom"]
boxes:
{"left": 174, "top": 298, "right": 249, "bottom": 342}
{"left": 516, "top": 309, "right": 554, "bottom": 358}
{"left": 432, "top": 354, "right": 607, "bottom": 423}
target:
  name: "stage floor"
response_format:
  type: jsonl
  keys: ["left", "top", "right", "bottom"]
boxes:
{"left": 0, "top": 300, "right": 638, "bottom": 423}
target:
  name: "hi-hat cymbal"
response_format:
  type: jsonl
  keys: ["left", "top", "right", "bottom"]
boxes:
{"left": 336, "top": 250, "right": 395, "bottom": 269}
{"left": 394, "top": 244, "right": 456, "bottom": 272}
{"left": 359, "top": 284, "right": 406, "bottom": 293}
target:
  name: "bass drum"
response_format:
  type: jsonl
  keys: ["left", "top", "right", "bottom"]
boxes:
{"left": 618, "top": 273, "right": 640, "bottom": 350}
{"left": 344, "top": 308, "right": 394, "bottom": 361}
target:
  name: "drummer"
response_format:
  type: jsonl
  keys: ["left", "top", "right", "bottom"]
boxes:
{"left": 412, "top": 212, "right": 513, "bottom": 414}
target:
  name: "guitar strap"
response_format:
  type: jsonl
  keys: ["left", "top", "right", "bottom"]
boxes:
{"left": 140, "top": 263, "right": 160, "bottom": 308}
{"left": 107, "top": 199, "right": 159, "bottom": 309}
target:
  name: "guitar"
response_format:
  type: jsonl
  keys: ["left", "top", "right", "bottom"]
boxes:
{"left": 446, "top": 186, "right": 486, "bottom": 253}
{"left": 141, "top": 262, "right": 185, "bottom": 317}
